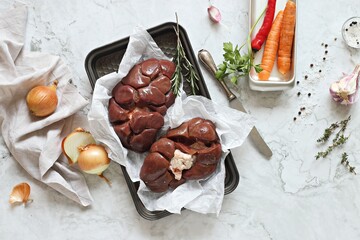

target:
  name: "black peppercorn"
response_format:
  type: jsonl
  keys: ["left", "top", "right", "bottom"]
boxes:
{"left": 325, "top": 50, "right": 328, "bottom": 54}
{"left": 325, "top": 44, "right": 328, "bottom": 48}
{"left": 296, "top": 81, "right": 299, "bottom": 85}
{"left": 319, "top": 70, "right": 322, "bottom": 73}
{"left": 346, "top": 28, "right": 348, "bottom": 31}
{"left": 298, "top": 111, "right": 301, "bottom": 115}
{"left": 297, "top": 92, "right": 301, "bottom": 96}
{"left": 308, "top": 93, "right": 311, "bottom": 97}
{"left": 323, "top": 57, "right": 326, "bottom": 61}
{"left": 305, "top": 75, "right": 308, "bottom": 79}
{"left": 293, "top": 117, "right": 297, "bottom": 121}
{"left": 310, "top": 64, "right": 314, "bottom": 67}
{"left": 334, "top": 38, "right": 337, "bottom": 41}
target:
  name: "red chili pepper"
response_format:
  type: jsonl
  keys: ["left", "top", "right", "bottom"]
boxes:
{"left": 251, "top": 0, "right": 277, "bottom": 51}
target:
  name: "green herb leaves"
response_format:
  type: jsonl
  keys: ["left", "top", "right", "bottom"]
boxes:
{"left": 315, "top": 116, "right": 351, "bottom": 160}
{"left": 215, "top": 42, "right": 262, "bottom": 84}
{"left": 341, "top": 152, "right": 356, "bottom": 175}
{"left": 171, "top": 14, "right": 199, "bottom": 96}
{"left": 315, "top": 116, "right": 356, "bottom": 175}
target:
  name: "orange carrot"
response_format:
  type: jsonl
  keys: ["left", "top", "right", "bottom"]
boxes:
{"left": 277, "top": 1, "right": 296, "bottom": 75}
{"left": 258, "top": 11, "right": 284, "bottom": 80}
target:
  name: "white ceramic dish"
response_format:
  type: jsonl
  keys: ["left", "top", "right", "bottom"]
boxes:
{"left": 248, "top": 0, "right": 297, "bottom": 91}
{"left": 342, "top": 17, "right": 360, "bottom": 49}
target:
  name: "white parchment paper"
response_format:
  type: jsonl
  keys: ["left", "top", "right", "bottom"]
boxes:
{"left": 88, "top": 27, "right": 255, "bottom": 215}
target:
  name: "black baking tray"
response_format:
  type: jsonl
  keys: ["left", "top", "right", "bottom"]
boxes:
{"left": 85, "top": 22, "right": 240, "bottom": 220}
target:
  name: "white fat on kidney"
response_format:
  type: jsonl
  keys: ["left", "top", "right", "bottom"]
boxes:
{"left": 169, "top": 149, "right": 196, "bottom": 180}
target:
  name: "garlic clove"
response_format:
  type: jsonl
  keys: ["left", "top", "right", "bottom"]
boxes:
{"left": 208, "top": 5, "right": 221, "bottom": 23}
{"left": 329, "top": 64, "right": 360, "bottom": 105}
{"left": 9, "top": 182, "right": 31, "bottom": 205}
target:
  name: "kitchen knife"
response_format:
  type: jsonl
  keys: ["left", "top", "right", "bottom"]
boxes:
{"left": 198, "top": 49, "right": 272, "bottom": 158}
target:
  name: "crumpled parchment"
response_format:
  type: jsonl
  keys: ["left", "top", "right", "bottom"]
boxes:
{"left": 88, "top": 26, "right": 254, "bottom": 215}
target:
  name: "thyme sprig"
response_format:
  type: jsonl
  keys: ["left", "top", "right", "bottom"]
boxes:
{"left": 340, "top": 152, "right": 356, "bottom": 175}
{"left": 315, "top": 116, "right": 351, "bottom": 160}
{"left": 171, "top": 13, "right": 199, "bottom": 96}
{"left": 316, "top": 116, "right": 351, "bottom": 143}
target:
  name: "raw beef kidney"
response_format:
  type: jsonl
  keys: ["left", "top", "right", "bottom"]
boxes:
{"left": 140, "top": 118, "right": 222, "bottom": 193}
{"left": 109, "top": 58, "right": 176, "bottom": 152}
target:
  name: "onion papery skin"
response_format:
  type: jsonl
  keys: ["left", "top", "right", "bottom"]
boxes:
{"left": 77, "top": 144, "right": 110, "bottom": 175}
{"left": 26, "top": 82, "right": 58, "bottom": 117}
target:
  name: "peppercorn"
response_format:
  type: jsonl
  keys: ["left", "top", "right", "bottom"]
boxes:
{"left": 321, "top": 43, "right": 324, "bottom": 46}
{"left": 346, "top": 28, "right": 348, "bottom": 31}
{"left": 296, "top": 81, "right": 300, "bottom": 85}
{"left": 308, "top": 93, "right": 311, "bottom": 97}
{"left": 319, "top": 70, "right": 322, "bottom": 73}
{"left": 298, "top": 111, "right": 301, "bottom": 115}
{"left": 323, "top": 57, "right": 326, "bottom": 61}
{"left": 305, "top": 75, "right": 308, "bottom": 79}
{"left": 297, "top": 92, "right": 301, "bottom": 96}
{"left": 334, "top": 38, "right": 337, "bottom": 41}
{"left": 310, "top": 64, "right": 314, "bottom": 68}
{"left": 325, "top": 44, "right": 328, "bottom": 48}
{"left": 325, "top": 50, "right": 328, "bottom": 54}
{"left": 293, "top": 117, "right": 297, "bottom": 121}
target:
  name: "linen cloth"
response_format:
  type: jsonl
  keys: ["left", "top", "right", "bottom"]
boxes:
{"left": 0, "top": 3, "right": 93, "bottom": 206}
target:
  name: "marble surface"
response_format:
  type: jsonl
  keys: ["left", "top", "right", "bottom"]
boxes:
{"left": 1, "top": 0, "right": 360, "bottom": 239}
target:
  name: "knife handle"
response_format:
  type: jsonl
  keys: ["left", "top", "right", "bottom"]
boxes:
{"left": 198, "top": 49, "right": 236, "bottom": 101}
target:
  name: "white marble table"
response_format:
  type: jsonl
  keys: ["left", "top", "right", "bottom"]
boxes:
{"left": 1, "top": 0, "right": 360, "bottom": 239}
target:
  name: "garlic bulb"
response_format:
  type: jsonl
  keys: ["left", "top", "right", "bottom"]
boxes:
{"left": 329, "top": 64, "right": 360, "bottom": 105}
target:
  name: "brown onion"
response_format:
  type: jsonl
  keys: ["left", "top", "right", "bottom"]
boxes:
{"left": 26, "top": 80, "right": 58, "bottom": 117}
{"left": 77, "top": 144, "right": 111, "bottom": 176}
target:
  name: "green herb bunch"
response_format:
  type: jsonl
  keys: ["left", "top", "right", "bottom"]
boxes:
{"left": 315, "top": 116, "right": 356, "bottom": 175}
{"left": 315, "top": 116, "right": 351, "bottom": 159}
{"left": 171, "top": 14, "right": 199, "bottom": 96}
{"left": 215, "top": 7, "right": 266, "bottom": 84}
{"left": 215, "top": 42, "right": 262, "bottom": 84}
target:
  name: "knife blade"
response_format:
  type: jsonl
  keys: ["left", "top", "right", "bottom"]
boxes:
{"left": 198, "top": 49, "right": 272, "bottom": 158}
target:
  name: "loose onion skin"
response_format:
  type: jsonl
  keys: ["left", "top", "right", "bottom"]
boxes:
{"left": 77, "top": 144, "right": 110, "bottom": 175}
{"left": 26, "top": 80, "right": 58, "bottom": 117}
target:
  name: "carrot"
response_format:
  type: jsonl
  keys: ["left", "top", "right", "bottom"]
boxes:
{"left": 258, "top": 11, "right": 284, "bottom": 80}
{"left": 277, "top": 1, "right": 296, "bottom": 75}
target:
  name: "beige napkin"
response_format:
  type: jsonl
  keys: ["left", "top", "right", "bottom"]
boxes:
{"left": 0, "top": 3, "right": 93, "bottom": 206}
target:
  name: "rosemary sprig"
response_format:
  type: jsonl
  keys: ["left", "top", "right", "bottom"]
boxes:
{"left": 340, "top": 152, "right": 356, "bottom": 175}
{"left": 315, "top": 116, "right": 351, "bottom": 160}
{"left": 171, "top": 13, "right": 199, "bottom": 96}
